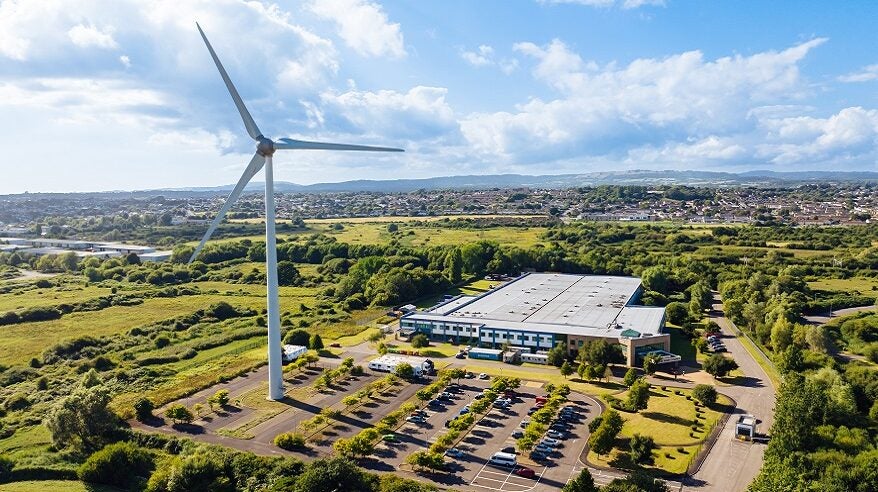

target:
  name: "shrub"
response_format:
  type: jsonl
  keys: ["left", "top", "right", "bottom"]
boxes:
{"left": 78, "top": 442, "right": 154, "bottom": 488}
{"left": 411, "top": 333, "right": 429, "bottom": 349}
{"left": 134, "top": 397, "right": 154, "bottom": 422}
{"left": 630, "top": 434, "right": 656, "bottom": 464}
{"left": 165, "top": 404, "right": 194, "bottom": 425}
{"left": 154, "top": 335, "right": 170, "bottom": 349}
{"left": 0, "top": 455, "right": 12, "bottom": 483}
{"left": 3, "top": 393, "right": 30, "bottom": 412}
{"left": 274, "top": 432, "right": 307, "bottom": 450}
{"left": 692, "top": 384, "right": 718, "bottom": 406}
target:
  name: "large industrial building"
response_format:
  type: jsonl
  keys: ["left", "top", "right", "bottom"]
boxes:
{"left": 400, "top": 272, "right": 675, "bottom": 367}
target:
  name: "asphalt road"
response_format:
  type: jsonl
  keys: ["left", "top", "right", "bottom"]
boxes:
{"left": 802, "top": 304, "right": 876, "bottom": 325}
{"left": 689, "top": 296, "right": 776, "bottom": 492}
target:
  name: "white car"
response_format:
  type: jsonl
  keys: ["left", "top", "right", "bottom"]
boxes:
{"left": 541, "top": 437, "right": 561, "bottom": 448}
{"left": 478, "top": 373, "right": 489, "bottom": 380}
{"left": 445, "top": 447, "right": 465, "bottom": 458}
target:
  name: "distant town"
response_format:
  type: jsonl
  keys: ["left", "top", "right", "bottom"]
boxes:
{"left": 0, "top": 184, "right": 875, "bottom": 243}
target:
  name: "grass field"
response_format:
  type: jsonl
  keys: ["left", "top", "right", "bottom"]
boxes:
{"left": 588, "top": 387, "right": 731, "bottom": 475}
{"left": 0, "top": 294, "right": 269, "bottom": 366}
{"left": 315, "top": 222, "right": 549, "bottom": 248}
{"left": 0, "top": 481, "right": 119, "bottom": 492}
{"left": 808, "top": 277, "right": 878, "bottom": 294}
{"left": 0, "top": 284, "right": 113, "bottom": 312}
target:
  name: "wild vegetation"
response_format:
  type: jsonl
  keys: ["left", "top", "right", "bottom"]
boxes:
{"left": 0, "top": 214, "right": 875, "bottom": 488}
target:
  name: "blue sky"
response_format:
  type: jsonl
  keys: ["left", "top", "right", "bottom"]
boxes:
{"left": 1, "top": 0, "right": 877, "bottom": 193}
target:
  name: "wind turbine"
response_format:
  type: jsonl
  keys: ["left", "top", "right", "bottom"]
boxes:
{"left": 190, "top": 23, "right": 403, "bottom": 400}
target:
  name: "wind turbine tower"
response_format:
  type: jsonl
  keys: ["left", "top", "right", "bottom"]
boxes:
{"left": 190, "top": 23, "right": 403, "bottom": 400}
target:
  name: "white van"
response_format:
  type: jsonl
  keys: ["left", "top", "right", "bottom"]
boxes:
{"left": 489, "top": 451, "right": 517, "bottom": 467}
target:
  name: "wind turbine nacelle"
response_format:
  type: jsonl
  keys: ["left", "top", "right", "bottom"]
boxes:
{"left": 256, "top": 137, "right": 275, "bottom": 157}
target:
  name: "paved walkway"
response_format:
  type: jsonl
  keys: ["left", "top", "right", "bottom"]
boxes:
{"left": 802, "top": 304, "right": 876, "bottom": 325}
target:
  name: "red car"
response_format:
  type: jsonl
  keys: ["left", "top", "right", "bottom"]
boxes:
{"left": 515, "top": 467, "right": 536, "bottom": 479}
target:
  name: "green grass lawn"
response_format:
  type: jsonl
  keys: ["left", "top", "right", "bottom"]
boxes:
{"left": 0, "top": 481, "right": 120, "bottom": 492}
{"left": 318, "top": 222, "right": 549, "bottom": 249}
{"left": 808, "top": 277, "right": 878, "bottom": 295}
{"left": 588, "top": 387, "right": 731, "bottom": 475}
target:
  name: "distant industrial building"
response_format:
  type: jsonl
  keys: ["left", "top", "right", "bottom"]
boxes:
{"left": 0, "top": 238, "right": 172, "bottom": 262}
{"left": 400, "top": 272, "right": 675, "bottom": 367}
{"left": 282, "top": 345, "right": 308, "bottom": 362}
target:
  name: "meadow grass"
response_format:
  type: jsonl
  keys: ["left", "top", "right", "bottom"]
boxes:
{"left": 0, "top": 284, "right": 113, "bottom": 312}
{"left": 808, "top": 277, "right": 878, "bottom": 294}
{"left": 0, "top": 481, "right": 119, "bottom": 492}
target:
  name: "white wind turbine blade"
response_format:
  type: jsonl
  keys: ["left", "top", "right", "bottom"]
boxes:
{"left": 274, "top": 137, "right": 404, "bottom": 152}
{"left": 188, "top": 152, "right": 266, "bottom": 263}
{"left": 196, "top": 22, "right": 262, "bottom": 141}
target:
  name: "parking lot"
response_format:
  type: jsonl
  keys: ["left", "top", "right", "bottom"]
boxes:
{"left": 373, "top": 376, "right": 601, "bottom": 491}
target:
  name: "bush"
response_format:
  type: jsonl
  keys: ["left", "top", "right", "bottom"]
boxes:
{"left": 630, "top": 433, "right": 656, "bottom": 464}
{"left": 78, "top": 442, "right": 154, "bottom": 488}
{"left": 274, "top": 432, "right": 307, "bottom": 450}
{"left": 692, "top": 384, "right": 718, "bottom": 406}
{"left": 134, "top": 397, "right": 154, "bottom": 422}
{"left": 3, "top": 393, "right": 30, "bottom": 411}
{"left": 0, "top": 455, "right": 12, "bottom": 483}
{"left": 411, "top": 333, "right": 429, "bottom": 349}
{"left": 154, "top": 335, "right": 170, "bottom": 349}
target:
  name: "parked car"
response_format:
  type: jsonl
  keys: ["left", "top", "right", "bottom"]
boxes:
{"left": 481, "top": 419, "right": 500, "bottom": 428}
{"left": 455, "top": 352, "right": 466, "bottom": 359}
{"left": 406, "top": 415, "right": 426, "bottom": 423}
{"left": 541, "top": 437, "right": 561, "bottom": 447}
{"left": 534, "top": 443, "right": 553, "bottom": 454}
{"left": 520, "top": 419, "right": 530, "bottom": 428}
{"left": 515, "top": 467, "right": 536, "bottom": 479}
{"left": 445, "top": 447, "right": 464, "bottom": 458}
{"left": 428, "top": 399, "right": 443, "bottom": 407}
{"left": 512, "top": 429, "right": 524, "bottom": 438}
{"left": 382, "top": 434, "right": 397, "bottom": 442}
{"left": 547, "top": 430, "right": 567, "bottom": 439}
{"left": 464, "top": 372, "right": 475, "bottom": 379}
{"left": 500, "top": 446, "right": 517, "bottom": 454}
{"left": 530, "top": 450, "right": 549, "bottom": 461}
{"left": 329, "top": 342, "right": 341, "bottom": 348}
{"left": 478, "top": 373, "right": 490, "bottom": 380}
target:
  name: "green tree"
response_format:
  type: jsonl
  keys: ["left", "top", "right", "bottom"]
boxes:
{"left": 577, "top": 363, "right": 587, "bottom": 380}
{"left": 603, "top": 471, "right": 670, "bottom": 492}
{"left": 623, "top": 367, "right": 638, "bottom": 387}
{"left": 547, "top": 342, "right": 568, "bottom": 367}
{"left": 703, "top": 354, "right": 738, "bottom": 378}
{"left": 394, "top": 363, "right": 415, "bottom": 380}
{"left": 166, "top": 404, "right": 194, "bottom": 425}
{"left": 629, "top": 434, "right": 656, "bottom": 464}
{"left": 292, "top": 457, "right": 377, "bottom": 492}
{"left": 643, "top": 353, "right": 659, "bottom": 375}
{"left": 78, "top": 442, "right": 154, "bottom": 489}
{"left": 145, "top": 452, "right": 233, "bottom": 492}
{"left": 562, "top": 468, "right": 599, "bottom": 492}
{"left": 560, "top": 360, "right": 574, "bottom": 379}
{"left": 588, "top": 409, "right": 623, "bottom": 455}
{"left": 46, "top": 384, "right": 116, "bottom": 450}
{"left": 134, "top": 397, "right": 154, "bottom": 422}
{"left": 665, "top": 302, "right": 689, "bottom": 325}
{"left": 692, "top": 384, "right": 718, "bottom": 406}
{"left": 277, "top": 261, "right": 302, "bottom": 286}
{"left": 310, "top": 334, "right": 324, "bottom": 350}
{"left": 626, "top": 378, "right": 651, "bottom": 411}
{"left": 285, "top": 329, "right": 311, "bottom": 346}
{"left": 444, "top": 248, "right": 463, "bottom": 283}
{"left": 411, "top": 333, "right": 429, "bottom": 349}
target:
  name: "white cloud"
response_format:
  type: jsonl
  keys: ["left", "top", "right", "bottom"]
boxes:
{"left": 838, "top": 64, "right": 878, "bottom": 83}
{"left": 319, "top": 85, "right": 458, "bottom": 141}
{"left": 462, "top": 38, "right": 828, "bottom": 159}
{"left": 461, "top": 45, "right": 494, "bottom": 67}
{"left": 68, "top": 23, "right": 118, "bottom": 49}
{"left": 757, "top": 107, "right": 878, "bottom": 164}
{"left": 461, "top": 44, "right": 519, "bottom": 74}
{"left": 309, "top": 0, "right": 406, "bottom": 59}
{"left": 627, "top": 136, "right": 748, "bottom": 165}
{"left": 119, "top": 55, "right": 131, "bottom": 68}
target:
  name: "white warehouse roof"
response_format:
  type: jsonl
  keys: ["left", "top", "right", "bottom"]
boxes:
{"left": 409, "top": 273, "right": 665, "bottom": 339}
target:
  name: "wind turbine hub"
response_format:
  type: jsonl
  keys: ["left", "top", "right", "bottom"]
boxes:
{"left": 256, "top": 136, "right": 275, "bottom": 156}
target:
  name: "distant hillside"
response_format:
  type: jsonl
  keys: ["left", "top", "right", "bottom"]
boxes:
{"left": 4, "top": 170, "right": 878, "bottom": 198}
